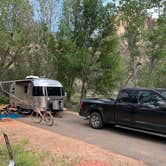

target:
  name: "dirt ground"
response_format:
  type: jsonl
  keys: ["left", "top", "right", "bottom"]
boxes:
{"left": 0, "top": 119, "right": 147, "bottom": 166}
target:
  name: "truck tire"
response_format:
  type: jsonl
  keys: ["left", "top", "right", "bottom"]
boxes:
{"left": 89, "top": 112, "right": 103, "bottom": 129}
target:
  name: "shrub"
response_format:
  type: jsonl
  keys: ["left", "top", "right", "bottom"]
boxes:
{"left": 0, "top": 97, "right": 9, "bottom": 105}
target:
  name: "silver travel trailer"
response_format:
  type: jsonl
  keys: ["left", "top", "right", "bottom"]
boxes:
{"left": 0, "top": 76, "right": 64, "bottom": 114}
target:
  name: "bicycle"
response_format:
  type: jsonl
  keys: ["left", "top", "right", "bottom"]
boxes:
{"left": 31, "top": 108, "right": 54, "bottom": 126}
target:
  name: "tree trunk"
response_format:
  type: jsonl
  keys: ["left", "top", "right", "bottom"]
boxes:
{"left": 66, "top": 92, "right": 72, "bottom": 108}
{"left": 132, "top": 56, "right": 137, "bottom": 87}
{"left": 80, "top": 79, "right": 87, "bottom": 99}
{"left": 149, "top": 56, "right": 155, "bottom": 75}
{"left": 146, "top": 56, "right": 155, "bottom": 87}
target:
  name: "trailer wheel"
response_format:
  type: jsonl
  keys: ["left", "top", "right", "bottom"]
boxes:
{"left": 22, "top": 109, "right": 32, "bottom": 115}
{"left": 89, "top": 112, "right": 103, "bottom": 129}
{"left": 17, "top": 107, "right": 22, "bottom": 114}
{"left": 17, "top": 107, "right": 32, "bottom": 115}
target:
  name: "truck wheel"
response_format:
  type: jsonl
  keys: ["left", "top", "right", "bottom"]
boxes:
{"left": 89, "top": 112, "right": 103, "bottom": 129}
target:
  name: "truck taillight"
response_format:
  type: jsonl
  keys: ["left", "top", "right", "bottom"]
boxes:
{"left": 80, "top": 102, "right": 83, "bottom": 109}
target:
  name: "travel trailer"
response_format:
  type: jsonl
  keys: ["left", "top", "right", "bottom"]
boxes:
{"left": 0, "top": 76, "right": 64, "bottom": 114}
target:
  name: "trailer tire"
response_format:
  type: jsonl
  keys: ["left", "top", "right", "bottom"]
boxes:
{"left": 23, "top": 109, "right": 33, "bottom": 115}
{"left": 17, "top": 107, "right": 22, "bottom": 114}
{"left": 17, "top": 107, "right": 32, "bottom": 115}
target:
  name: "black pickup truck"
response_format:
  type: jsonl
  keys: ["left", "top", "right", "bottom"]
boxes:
{"left": 79, "top": 88, "right": 166, "bottom": 135}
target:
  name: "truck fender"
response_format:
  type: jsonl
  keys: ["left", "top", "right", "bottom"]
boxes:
{"left": 89, "top": 104, "right": 104, "bottom": 119}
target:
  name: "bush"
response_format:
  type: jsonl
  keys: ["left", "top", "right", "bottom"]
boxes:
{"left": 0, "top": 97, "right": 9, "bottom": 105}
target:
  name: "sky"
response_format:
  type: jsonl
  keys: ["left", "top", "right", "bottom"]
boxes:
{"left": 29, "top": 0, "right": 116, "bottom": 31}
{"left": 29, "top": 0, "right": 63, "bottom": 31}
{"left": 29, "top": 0, "right": 159, "bottom": 32}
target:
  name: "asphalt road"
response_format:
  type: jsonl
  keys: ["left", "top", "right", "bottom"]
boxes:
{"left": 19, "top": 112, "right": 166, "bottom": 166}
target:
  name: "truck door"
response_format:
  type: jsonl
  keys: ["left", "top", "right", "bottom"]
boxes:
{"left": 134, "top": 90, "right": 166, "bottom": 134}
{"left": 115, "top": 90, "right": 138, "bottom": 126}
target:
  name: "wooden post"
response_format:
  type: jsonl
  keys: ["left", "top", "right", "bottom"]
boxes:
{"left": 3, "top": 133, "right": 15, "bottom": 166}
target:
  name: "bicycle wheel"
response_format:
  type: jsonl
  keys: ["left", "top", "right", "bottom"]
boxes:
{"left": 31, "top": 111, "right": 42, "bottom": 123}
{"left": 44, "top": 112, "right": 54, "bottom": 126}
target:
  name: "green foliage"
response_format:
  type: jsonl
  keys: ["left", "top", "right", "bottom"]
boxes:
{"left": 0, "top": 143, "right": 42, "bottom": 166}
{"left": 94, "top": 35, "right": 125, "bottom": 95}
{"left": 119, "top": 0, "right": 148, "bottom": 86}
{"left": 138, "top": 58, "right": 166, "bottom": 88}
{"left": 0, "top": 0, "right": 165, "bottom": 102}
{"left": 0, "top": 97, "right": 9, "bottom": 104}
{"left": 145, "top": 16, "right": 166, "bottom": 60}
{"left": 138, "top": 1, "right": 166, "bottom": 88}
{"left": 53, "top": 40, "right": 81, "bottom": 101}
{"left": 0, "top": 0, "right": 34, "bottom": 79}
{"left": 0, "top": 140, "right": 81, "bottom": 166}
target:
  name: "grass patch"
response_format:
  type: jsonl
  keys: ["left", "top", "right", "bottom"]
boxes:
{"left": 40, "top": 152, "right": 82, "bottom": 166}
{"left": 0, "top": 139, "right": 82, "bottom": 166}
{"left": 0, "top": 143, "right": 42, "bottom": 166}
{"left": 70, "top": 104, "right": 79, "bottom": 112}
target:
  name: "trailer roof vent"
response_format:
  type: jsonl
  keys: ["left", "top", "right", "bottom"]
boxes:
{"left": 26, "top": 75, "right": 39, "bottom": 79}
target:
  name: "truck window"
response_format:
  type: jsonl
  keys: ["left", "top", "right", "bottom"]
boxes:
{"left": 118, "top": 90, "right": 138, "bottom": 103}
{"left": 138, "top": 91, "right": 165, "bottom": 107}
{"left": 156, "top": 89, "right": 166, "bottom": 98}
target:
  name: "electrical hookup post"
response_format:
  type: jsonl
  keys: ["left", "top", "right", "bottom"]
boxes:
{"left": 3, "top": 133, "right": 15, "bottom": 166}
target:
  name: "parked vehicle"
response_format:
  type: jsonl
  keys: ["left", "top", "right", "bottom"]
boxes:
{"left": 0, "top": 76, "right": 65, "bottom": 114}
{"left": 79, "top": 88, "right": 166, "bottom": 135}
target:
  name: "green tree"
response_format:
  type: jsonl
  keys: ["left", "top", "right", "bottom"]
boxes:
{"left": 55, "top": 40, "right": 81, "bottom": 104}
{"left": 0, "top": 0, "right": 34, "bottom": 79}
{"left": 55, "top": 0, "right": 81, "bottom": 104}
{"left": 119, "top": 0, "right": 148, "bottom": 87}
{"left": 138, "top": 0, "right": 166, "bottom": 87}
{"left": 57, "top": 0, "right": 123, "bottom": 100}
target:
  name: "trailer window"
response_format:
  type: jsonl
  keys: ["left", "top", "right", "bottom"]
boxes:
{"left": 33, "top": 87, "right": 44, "bottom": 96}
{"left": 47, "top": 87, "right": 64, "bottom": 96}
